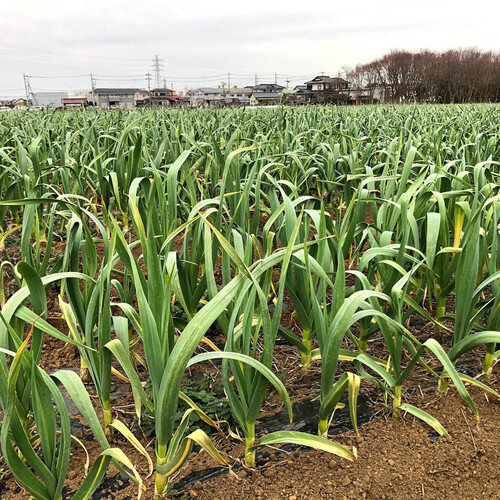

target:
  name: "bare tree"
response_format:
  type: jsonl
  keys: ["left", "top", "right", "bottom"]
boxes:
{"left": 354, "top": 48, "right": 500, "bottom": 104}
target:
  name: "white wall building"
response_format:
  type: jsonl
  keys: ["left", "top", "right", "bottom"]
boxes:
{"left": 32, "top": 92, "right": 68, "bottom": 107}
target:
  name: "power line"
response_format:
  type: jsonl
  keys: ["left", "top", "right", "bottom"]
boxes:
{"left": 71, "top": 73, "right": 146, "bottom": 78}
{"left": 26, "top": 74, "right": 89, "bottom": 79}
{"left": 1, "top": 43, "right": 151, "bottom": 63}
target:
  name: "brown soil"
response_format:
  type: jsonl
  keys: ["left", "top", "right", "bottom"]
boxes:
{"left": 192, "top": 380, "right": 500, "bottom": 500}
{"left": 2, "top": 345, "right": 498, "bottom": 500}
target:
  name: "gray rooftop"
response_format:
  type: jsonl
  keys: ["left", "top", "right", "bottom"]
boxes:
{"left": 192, "top": 87, "right": 220, "bottom": 94}
{"left": 304, "top": 76, "right": 348, "bottom": 85}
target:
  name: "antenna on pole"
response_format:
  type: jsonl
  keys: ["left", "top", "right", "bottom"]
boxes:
{"left": 152, "top": 55, "right": 163, "bottom": 88}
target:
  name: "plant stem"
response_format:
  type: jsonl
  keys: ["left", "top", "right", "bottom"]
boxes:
{"left": 155, "top": 446, "right": 168, "bottom": 499}
{"left": 358, "top": 337, "right": 368, "bottom": 354}
{"left": 244, "top": 422, "right": 256, "bottom": 467}
{"left": 392, "top": 385, "right": 402, "bottom": 419}
{"left": 300, "top": 332, "right": 312, "bottom": 373}
{"left": 80, "top": 357, "right": 90, "bottom": 383}
{"left": 318, "top": 418, "right": 329, "bottom": 438}
{"left": 482, "top": 348, "right": 494, "bottom": 381}
{"left": 436, "top": 295, "right": 446, "bottom": 323}
{"left": 103, "top": 399, "right": 113, "bottom": 440}
{"left": 437, "top": 376, "right": 449, "bottom": 393}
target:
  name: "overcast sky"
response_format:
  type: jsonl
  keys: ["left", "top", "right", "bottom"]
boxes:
{"left": 1, "top": 0, "right": 499, "bottom": 97}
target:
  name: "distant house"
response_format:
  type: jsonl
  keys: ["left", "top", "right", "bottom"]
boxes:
{"left": 250, "top": 83, "right": 284, "bottom": 106}
{"left": 1, "top": 98, "right": 28, "bottom": 109}
{"left": 61, "top": 97, "right": 88, "bottom": 108}
{"left": 149, "top": 88, "right": 178, "bottom": 107}
{"left": 12, "top": 98, "right": 28, "bottom": 107}
{"left": 347, "top": 84, "right": 386, "bottom": 105}
{"left": 303, "top": 76, "right": 350, "bottom": 103}
{"left": 33, "top": 92, "right": 68, "bottom": 108}
{"left": 186, "top": 88, "right": 222, "bottom": 107}
{"left": 283, "top": 87, "right": 309, "bottom": 105}
{"left": 219, "top": 87, "right": 252, "bottom": 106}
{"left": 305, "top": 76, "right": 349, "bottom": 92}
{"left": 94, "top": 88, "right": 136, "bottom": 109}
{"left": 151, "top": 88, "right": 174, "bottom": 97}
{"left": 134, "top": 89, "right": 150, "bottom": 106}
{"left": 252, "top": 83, "right": 285, "bottom": 94}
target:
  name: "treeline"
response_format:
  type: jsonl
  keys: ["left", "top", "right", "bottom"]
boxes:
{"left": 347, "top": 48, "right": 500, "bottom": 103}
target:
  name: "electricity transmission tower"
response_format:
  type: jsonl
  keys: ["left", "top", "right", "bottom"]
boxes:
{"left": 152, "top": 55, "right": 164, "bottom": 88}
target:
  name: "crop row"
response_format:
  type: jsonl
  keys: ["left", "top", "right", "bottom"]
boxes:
{"left": 0, "top": 104, "right": 499, "bottom": 499}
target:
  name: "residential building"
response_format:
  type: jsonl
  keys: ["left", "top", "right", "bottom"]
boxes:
{"left": 93, "top": 88, "right": 136, "bottom": 109}
{"left": 186, "top": 88, "right": 222, "bottom": 107}
{"left": 12, "top": 98, "right": 28, "bottom": 107}
{"left": 252, "top": 83, "right": 285, "bottom": 94}
{"left": 61, "top": 97, "right": 88, "bottom": 108}
{"left": 149, "top": 88, "right": 179, "bottom": 107}
{"left": 347, "top": 84, "right": 386, "bottom": 104}
{"left": 250, "top": 83, "right": 284, "bottom": 106}
{"left": 32, "top": 91, "right": 68, "bottom": 108}
{"left": 283, "top": 88, "right": 309, "bottom": 105}
{"left": 219, "top": 87, "right": 252, "bottom": 106}
{"left": 304, "top": 76, "right": 349, "bottom": 92}
{"left": 134, "top": 89, "right": 150, "bottom": 106}
{"left": 303, "top": 76, "right": 350, "bottom": 103}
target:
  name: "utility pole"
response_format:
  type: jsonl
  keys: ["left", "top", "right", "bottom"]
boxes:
{"left": 274, "top": 73, "right": 277, "bottom": 85}
{"left": 254, "top": 74, "right": 258, "bottom": 87}
{"left": 286, "top": 78, "right": 290, "bottom": 89}
{"left": 146, "top": 72, "right": 152, "bottom": 107}
{"left": 23, "top": 73, "right": 29, "bottom": 105}
{"left": 228, "top": 72, "right": 231, "bottom": 91}
{"left": 90, "top": 73, "right": 96, "bottom": 108}
{"left": 24, "top": 76, "right": 38, "bottom": 107}
{"left": 221, "top": 81, "right": 226, "bottom": 106}
{"left": 163, "top": 77, "right": 167, "bottom": 88}
{"left": 152, "top": 55, "right": 163, "bottom": 89}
